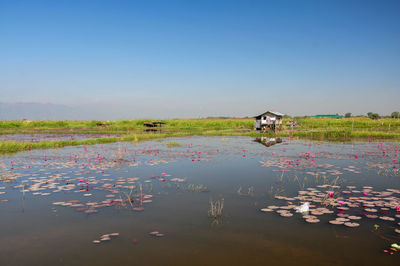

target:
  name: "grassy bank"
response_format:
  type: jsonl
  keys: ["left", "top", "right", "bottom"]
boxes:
{"left": 286, "top": 117, "right": 400, "bottom": 140}
{"left": 1, "top": 117, "right": 399, "bottom": 133}
{"left": 1, "top": 117, "right": 400, "bottom": 154}
{"left": 0, "top": 119, "right": 254, "bottom": 134}
{"left": 0, "top": 134, "right": 170, "bottom": 154}
{"left": 293, "top": 117, "right": 400, "bottom": 132}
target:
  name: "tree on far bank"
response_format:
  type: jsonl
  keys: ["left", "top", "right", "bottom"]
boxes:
{"left": 369, "top": 113, "right": 380, "bottom": 120}
{"left": 391, "top": 111, "right": 399, "bottom": 118}
{"left": 345, "top": 113, "right": 351, "bottom": 118}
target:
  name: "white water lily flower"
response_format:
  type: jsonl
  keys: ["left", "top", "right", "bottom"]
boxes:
{"left": 296, "top": 202, "right": 310, "bottom": 213}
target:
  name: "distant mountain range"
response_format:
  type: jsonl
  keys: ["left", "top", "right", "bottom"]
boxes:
{"left": 0, "top": 102, "right": 82, "bottom": 120}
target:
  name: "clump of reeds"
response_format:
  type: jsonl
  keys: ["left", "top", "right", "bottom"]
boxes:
{"left": 187, "top": 184, "right": 208, "bottom": 192}
{"left": 117, "top": 145, "right": 123, "bottom": 160}
{"left": 166, "top": 141, "right": 181, "bottom": 147}
{"left": 208, "top": 197, "right": 224, "bottom": 219}
{"left": 237, "top": 186, "right": 254, "bottom": 196}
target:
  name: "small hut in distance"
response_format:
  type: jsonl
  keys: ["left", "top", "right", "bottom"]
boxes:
{"left": 254, "top": 110, "right": 284, "bottom": 132}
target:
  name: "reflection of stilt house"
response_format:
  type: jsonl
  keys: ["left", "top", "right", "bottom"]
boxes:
{"left": 255, "top": 137, "right": 282, "bottom": 147}
{"left": 254, "top": 111, "right": 284, "bottom": 132}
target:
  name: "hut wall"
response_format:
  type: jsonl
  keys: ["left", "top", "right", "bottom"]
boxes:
{"left": 254, "top": 111, "right": 284, "bottom": 130}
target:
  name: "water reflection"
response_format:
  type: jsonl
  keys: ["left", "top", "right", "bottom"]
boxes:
{"left": 0, "top": 136, "right": 399, "bottom": 265}
{"left": 255, "top": 137, "right": 282, "bottom": 147}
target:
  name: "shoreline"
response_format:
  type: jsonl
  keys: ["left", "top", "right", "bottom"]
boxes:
{"left": 1, "top": 118, "right": 400, "bottom": 154}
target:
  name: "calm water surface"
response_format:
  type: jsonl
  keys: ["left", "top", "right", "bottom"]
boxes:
{"left": 0, "top": 133, "right": 121, "bottom": 142}
{"left": 0, "top": 136, "right": 399, "bottom": 265}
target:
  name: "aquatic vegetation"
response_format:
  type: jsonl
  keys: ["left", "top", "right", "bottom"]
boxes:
{"left": 237, "top": 186, "right": 254, "bottom": 196}
{"left": 149, "top": 231, "right": 165, "bottom": 237}
{"left": 93, "top": 232, "right": 119, "bottom": 244}
{"left": 295, "top": 202, "right": 310, "bottom": 213}
{"left": 186, "top": 184, "right": 209, "bottom": 192}
{"left": 0, "top": 136, "right": 400, "bottom": 265}
{"left": 166, "top": 141, "right": 181, "bottom": 147}
{"left": 261, "top": 184, "right": 400, "bottom": 234}
{"left": 208, "top": 197, "right": 224, "bottom": 220}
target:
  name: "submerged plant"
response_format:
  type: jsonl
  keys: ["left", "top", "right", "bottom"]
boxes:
{"left": 237, "top": 186, "right": 254, "bottom": 196}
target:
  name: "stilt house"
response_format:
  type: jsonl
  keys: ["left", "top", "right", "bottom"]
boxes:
{"left": 254, "top": 110, "right": 284, "bottom": 131}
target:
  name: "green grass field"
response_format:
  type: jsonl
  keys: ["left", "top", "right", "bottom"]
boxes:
{"left": 1, "top": 117, "right": 399, "bottom": 154}
{"left": 0, "top": 119, "right": 253, "bottom": 135}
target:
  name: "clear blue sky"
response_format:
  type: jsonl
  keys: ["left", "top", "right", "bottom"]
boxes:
{"left": 1, "top": 0, "right": 399, "bottom": 118}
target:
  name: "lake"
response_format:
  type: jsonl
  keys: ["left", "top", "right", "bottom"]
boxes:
{"left": 0, "top": 136, "right": 399, "bottom": 265}
{"left": 0, "top": 133, "right": 121, "bottom": 142}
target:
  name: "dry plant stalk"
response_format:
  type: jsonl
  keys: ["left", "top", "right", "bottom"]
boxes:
{"left": 208, "top": 198, "right": 224, "bottom": 219}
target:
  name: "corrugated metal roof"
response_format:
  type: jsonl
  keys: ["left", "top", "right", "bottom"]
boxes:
{"left": 268, "top": 111, "right": 285, "bottom": 116}
{"left": 254, "top": 110, "right": 285, "bottom": 118}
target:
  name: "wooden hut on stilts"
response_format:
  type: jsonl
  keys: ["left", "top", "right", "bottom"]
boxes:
{"left": 254, "top": 110, "right": 284, "bottom": 132}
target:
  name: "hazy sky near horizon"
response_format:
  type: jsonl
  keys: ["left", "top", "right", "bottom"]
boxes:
{"left": 1, "top": 0, "right": 399, "bottom": 118}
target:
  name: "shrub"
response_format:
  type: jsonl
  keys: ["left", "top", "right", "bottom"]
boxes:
{"left": 369, "top": 113, "right": 380, "bottom": 120}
